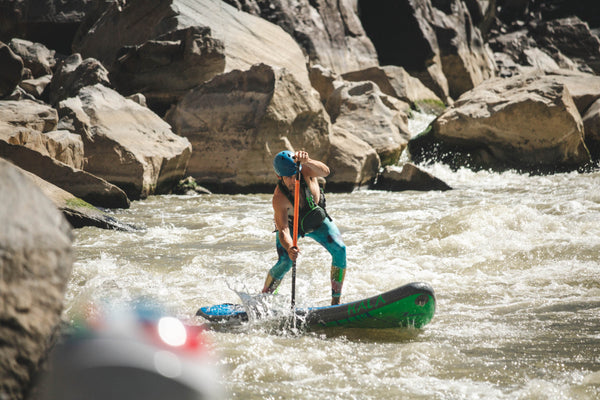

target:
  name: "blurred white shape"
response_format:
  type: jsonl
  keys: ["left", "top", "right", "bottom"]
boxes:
{"left": 158, "top": 316, "right": 187, "bottom": 347}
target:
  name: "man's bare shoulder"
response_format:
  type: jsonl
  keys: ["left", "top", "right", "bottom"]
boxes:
{"left": 272, "top": 185, "right": 290, "bottom": 209}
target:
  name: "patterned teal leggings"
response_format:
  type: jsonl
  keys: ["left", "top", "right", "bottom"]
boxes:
{"left": 269, "top": 218, "right": 346, "bottom": 280}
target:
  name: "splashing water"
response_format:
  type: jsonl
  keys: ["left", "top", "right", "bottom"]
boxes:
{"left": 66, "top": 164, "right": 600, "bottom": 399}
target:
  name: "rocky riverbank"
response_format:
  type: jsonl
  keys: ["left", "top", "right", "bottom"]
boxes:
{"left": 1, "top": 1, "right": 600, "bottom": 398}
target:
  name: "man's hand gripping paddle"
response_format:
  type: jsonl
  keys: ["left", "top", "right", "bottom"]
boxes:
{"left": 291, "top": 160, "right": 301, "bottom": 326}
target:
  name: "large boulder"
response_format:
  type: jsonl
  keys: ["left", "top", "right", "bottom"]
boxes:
{"left": 0, "top": 159, "right": 73, "bottom": 400}
{"left": 409, "top": 72, "right": 592, "bottom": 172}
{"left": 58, "top": 84, "right": 191, "bottom": 199}
{"left": 223, "top": 0, "right": 379, "bottom": 75}
{"left": 0, "top": 99, "right": 57, "bottom": 133}
{"left": 342, "top": 65, "right": 445, "bottom": 113}
{"left": 428, "top": 0, "right": 496, "bottom": 99}
{"left": 17, "top": 164, "right": 136, "bottom": 231}
{"left": 325, "top": 80, "right": 411, "bottom": 166}
{"left": 8, "top": 39, "right": 56, "bottom": 78}
{"left": 165, "top": 63, "right": 330, "bottom": 192}
{"left": 73, "top": 0, "right": 311, "bottom": 88}
{"left": 325, "top": 126, "right": 381, "bottom": 191}
{"left": 532, "top": 17, "right": 600, "bottom": 75}
{"left": 47, "top": 54, "right": 111, "bottom": 106}
{"left": 0, "top": 139, "right": 130, "bottom": 209}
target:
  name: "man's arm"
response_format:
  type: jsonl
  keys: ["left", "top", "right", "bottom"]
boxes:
{"left": 295, "top": 151, "right": 329, "bottom": 178}
{"left": 273, "top": 190, "right": 299, "bottom": 261}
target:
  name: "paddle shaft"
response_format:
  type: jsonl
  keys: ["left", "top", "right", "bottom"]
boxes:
{"left": 291, "top": 161, "right": 301, "bottom": 312}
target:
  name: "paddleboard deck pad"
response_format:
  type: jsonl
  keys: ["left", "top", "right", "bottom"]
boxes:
{"left": 196, "top": 282, "right": 435, "bottom": 329}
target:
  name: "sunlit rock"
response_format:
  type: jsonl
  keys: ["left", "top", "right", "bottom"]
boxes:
{"left": 111, "top": 26, "right": 226, "bottom": 115}
{"left": 342, "top": 65, "right": 445, "bottom": 114}
{"left": 46, "top": 54, "right": 110, "bottom": 106}
{"left": 73, "top": 0, "right": 311, "bottom": 88}
{"left": 165, "top": 63, "right": 330, "bottom": 192}
{"left": 58, "top": 84, "right": 191, "bottom": 199}
{"left": 8, "top": 39, "right": 56, "bottom": 78}
{"left": 325, "top": 80, "right": 410, "bottom": 166}
{"left": 0, "top": 139, "right": 130, "bottom": 209}
{"left": 223, "top": 0, "right": 379, "bottom": 76}
{"left": 409, "top": 72, "right": 592, "bottom": 172}
{"left": 326, "top": 126, "right": 381, "bottom": 192}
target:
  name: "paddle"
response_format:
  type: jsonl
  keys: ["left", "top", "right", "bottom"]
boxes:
{"left": 290, "top": 160, "right": 301, "bottom": 324}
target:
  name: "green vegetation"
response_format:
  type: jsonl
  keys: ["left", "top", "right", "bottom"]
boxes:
{"left": 414, "top": 99, "right": 446, "bottom": 116}
{"left": 66, "top": 197, "right": 97, "bottom": 210}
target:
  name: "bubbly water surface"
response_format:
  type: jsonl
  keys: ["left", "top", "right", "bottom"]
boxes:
{"left": 66, "top": 113, "right": 600, "bottom": 399}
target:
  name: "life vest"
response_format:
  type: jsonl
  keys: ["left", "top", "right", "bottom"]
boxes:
{"left": 277, "top": 176, "right": 331, "bottom": 236}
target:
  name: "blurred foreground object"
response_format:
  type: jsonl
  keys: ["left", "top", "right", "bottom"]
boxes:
{"left": 39, "top": 301, "right": 223, "bottom": 400}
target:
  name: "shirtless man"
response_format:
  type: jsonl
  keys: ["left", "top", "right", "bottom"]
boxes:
{"left": 262, "top": 150, "right": 347, "bottom": 305}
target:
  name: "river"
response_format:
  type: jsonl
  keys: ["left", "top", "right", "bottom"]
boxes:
{"left": 64, "top": 121, "right": 600, "bottom": 399}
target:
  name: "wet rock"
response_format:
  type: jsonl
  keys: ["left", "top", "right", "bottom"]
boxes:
{"left": 582, "top": 98, "right": 600, "bottom": 163}
{"left": 20, "top": 166, "right": 137, "bottom": 231}
{"left": 372, "top": 163, "right": 452, "bottom": 191}
{"left": 173, "top": 176, "right": 212, "bottom": 195}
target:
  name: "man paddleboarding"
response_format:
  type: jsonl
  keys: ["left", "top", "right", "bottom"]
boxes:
{"left": 262, "top": 150, "right": 347, "bottom": 305}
